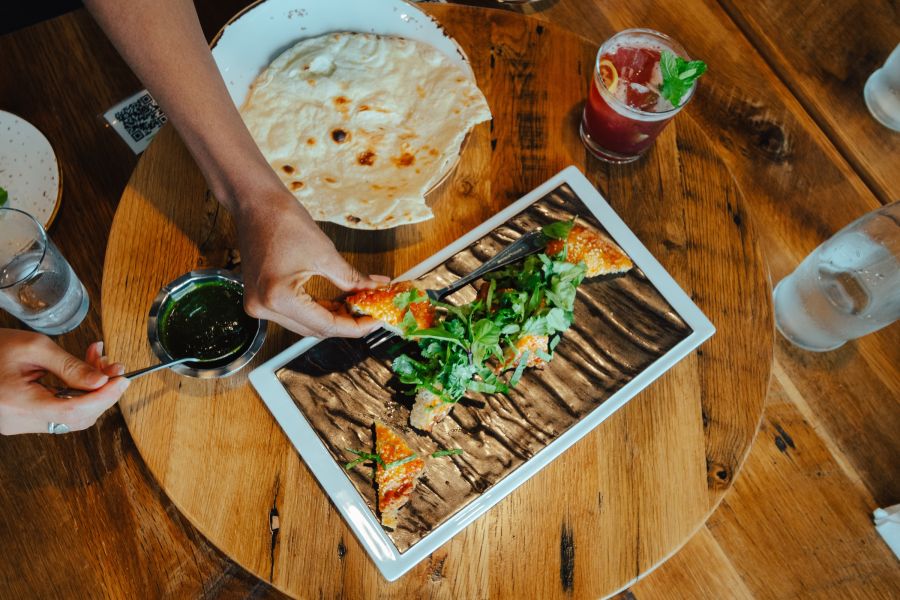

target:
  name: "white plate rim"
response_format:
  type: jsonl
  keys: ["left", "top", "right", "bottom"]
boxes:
{"left": 249, "top": 165, "right": 716, "bottom": 581}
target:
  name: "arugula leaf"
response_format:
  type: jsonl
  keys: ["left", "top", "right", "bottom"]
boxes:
{"left": 471, "top": 318, "right": 501, "bottom": 364}
{"left": 384, "top": 453, "right": 419, "bottom": 470}
{"left": 431, "top": 448, "right": 463, "bottom": 458}
{"left": 542, "top": 219, "right": 575, "bottom": 241}
{"left": 393, "top": 286, "right": 426, "bottom": 310}
{"left": 659, "top": 50, "right": 707, "bottom": 106}
{"left": 392, "top": 354, "right": 429, "bottom": 385}
{"left": 545, "top": 280, "right": 578, "bottom": 311}
{"left": 519, "top": 315, "right": 543, "bottom": 336}
{"left": 544, "top": 308, "right": 571, "bottom": 334}
{"left": 475, "top": 368, "right": 508, "bottom": 394}
{"left": 484, "top": 278, "right": 497, "bottom": 312}
{"left": 500, "top": 323, "right": 520, "bottom": 335}
{"left": 549, "top": 335, "right": 562, "bottom": 351}
{"left": 0, "top": 186, "right": 7, "bottom": 207}
{"left": 344, "top": 448, "right": 384, "bottom": 470}
{"left": 508, "top": 350, "right": 530, "bottom": 386}
{"left": 400, "top": 309, "right": 420, "bottom": 336}
{"left": 408, "top": 325, "right": 468, "bottom": 349}
{"left": 445, "top": 356, "right": 477, "bottom": 396}
{"left": 430, "top": 299, "right": 469, "bottom": 321}
{"left": 468, "top": 379, "right": 502, "bottom": 394}
{"left": 421, "top": 341, "right": 444, "bottom": 359}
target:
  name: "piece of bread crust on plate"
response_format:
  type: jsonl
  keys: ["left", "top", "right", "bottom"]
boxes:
{"left": 346, "top": 281, "right": 435, "bottom": 332}
{"left": 374, "top": 421, "right": 426, "bottom": 530}
{"left": 410, "top": 388, "right": 455, "bottom": 432}
{"left": 546, "top": 223, "right": 633, "bottom": 277}
{"left": 499, "top": 333, "right": 550, "bottom": 371}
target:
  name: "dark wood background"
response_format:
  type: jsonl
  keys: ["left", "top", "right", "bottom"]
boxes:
{"left": 0, "top": 0, "right": 897, "bottom": 597}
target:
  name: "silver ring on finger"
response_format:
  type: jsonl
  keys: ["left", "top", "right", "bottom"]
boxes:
{"left": 48, "top": 422, "right": 71, "bottom": 435}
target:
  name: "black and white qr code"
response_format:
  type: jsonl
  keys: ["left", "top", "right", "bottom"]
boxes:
{"left": 114, "top": 92, "right": 167, "bottom": 142}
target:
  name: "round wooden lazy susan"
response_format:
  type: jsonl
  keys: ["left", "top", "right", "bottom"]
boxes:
{"left": 102, "top": 4, "right": 772, "bottom": 598}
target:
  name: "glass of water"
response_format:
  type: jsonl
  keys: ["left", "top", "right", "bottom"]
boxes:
{"left": 773, "top": 201, "right": 900, "bottom": 351}
{"left": 0, "top": 208, "right": 89, "bottom": 335}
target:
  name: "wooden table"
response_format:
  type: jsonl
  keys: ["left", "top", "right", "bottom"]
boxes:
{"left": 1, "top": 1, "right": 898, "bottom": 598}
{"left": 101, "top": 5, "right": 769, "bottom": 597}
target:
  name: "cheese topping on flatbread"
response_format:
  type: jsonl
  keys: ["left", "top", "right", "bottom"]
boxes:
{"left": 374, "top": 421, "right": 425, "bottom": 529}
{"left": 240, "top": 32, "right": 491, "bottom": 229}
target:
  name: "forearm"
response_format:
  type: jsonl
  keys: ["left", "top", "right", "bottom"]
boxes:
{"left": 84, "top": 0, "right": 283, "bottom": 214}
{"left": 84, "top": 0, "right": 385, "bottom": 337}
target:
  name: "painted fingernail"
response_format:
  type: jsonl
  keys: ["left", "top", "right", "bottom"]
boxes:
{"left": 111, "top": 363, "right": 126, "bottom": 376}
{"left": 96, "top": 341, "right": 104, "bottom": 355}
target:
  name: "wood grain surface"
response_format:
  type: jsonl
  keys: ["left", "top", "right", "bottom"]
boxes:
{"left": 99, "top": 5, "right": 770, "bottom": 598}
{"left": 0, "top": 0, "right": 897, "bottom": 598}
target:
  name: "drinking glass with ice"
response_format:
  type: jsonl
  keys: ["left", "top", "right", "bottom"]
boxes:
{"left": 774, "top": 202, "right": 900, "bottom": 351}
{"left": 580, "top": 28, "right": 707, "bottom": 164}
{"left": 0, "top": 208, "right": 89, "bottom": 335}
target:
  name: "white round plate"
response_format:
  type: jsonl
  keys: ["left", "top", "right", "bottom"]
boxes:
{"left": 0, "top": 110, "right": 62, "bottom": 228}
{"left": 211, "top": 0, "right": 471, "bottom": 108}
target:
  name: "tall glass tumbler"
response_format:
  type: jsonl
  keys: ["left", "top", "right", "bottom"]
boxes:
{"left": 773, "top": 201, "right": 900, "bottom": 351}
{"left": 0, "top": 208, "right": 89, "bottom": 335}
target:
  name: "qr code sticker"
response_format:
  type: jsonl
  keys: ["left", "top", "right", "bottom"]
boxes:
{"left": 103, "top": 90, "right": 168, "bottom": 154}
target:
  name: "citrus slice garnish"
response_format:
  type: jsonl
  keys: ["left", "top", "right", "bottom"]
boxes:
{"left": 599, "top": 59, "right": 619, "bottom": 93}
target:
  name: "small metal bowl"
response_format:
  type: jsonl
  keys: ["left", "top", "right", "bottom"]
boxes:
{"left": 147, "top": 269, "right": 267, "bottom": 379}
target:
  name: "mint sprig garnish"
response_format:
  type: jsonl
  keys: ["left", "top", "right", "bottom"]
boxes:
{"left": 0, "top": 186, "right": 8, "bottom": 207}
{"left": 659, "top": 50, "right": 707, "bottom": 106}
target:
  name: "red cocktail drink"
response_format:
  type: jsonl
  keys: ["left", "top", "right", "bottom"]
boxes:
{"left": 580, "top": 29, "right": 698, "bottom": 163}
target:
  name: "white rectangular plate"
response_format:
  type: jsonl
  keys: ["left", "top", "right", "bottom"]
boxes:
{"left": 249, "top": 165, "right": 715, "bottom": 581}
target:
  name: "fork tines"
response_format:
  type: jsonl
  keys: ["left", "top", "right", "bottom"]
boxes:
{"left": 364, "top": 327, "right": 397, "bottom": 349}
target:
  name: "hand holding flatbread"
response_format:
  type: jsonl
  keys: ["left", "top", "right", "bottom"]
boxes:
{"left": 237, "top": 189, "right": 388, "bottom": 338}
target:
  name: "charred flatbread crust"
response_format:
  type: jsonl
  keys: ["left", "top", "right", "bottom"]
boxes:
{"left": 241, "top": 32, "right": 491, "bottom": 229}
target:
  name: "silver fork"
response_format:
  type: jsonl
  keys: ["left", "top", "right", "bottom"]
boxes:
{"left": 364, "top": 229, "right": 547, "bottom": 349}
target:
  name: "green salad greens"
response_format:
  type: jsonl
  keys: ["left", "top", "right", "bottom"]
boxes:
{"left": 390, "top": 219, "right": 586, "bottom": 407}
{"left": 0, "top": 185, "right": 8, "bottom": 207}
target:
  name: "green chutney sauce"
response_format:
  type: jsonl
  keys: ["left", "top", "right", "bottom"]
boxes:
{"left": 159, "top": 280, "right": 256, "bottom": 365}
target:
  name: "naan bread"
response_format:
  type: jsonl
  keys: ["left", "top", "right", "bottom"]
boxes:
{"left": 240, "top": 32, "right": 491, "bottom": 229}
